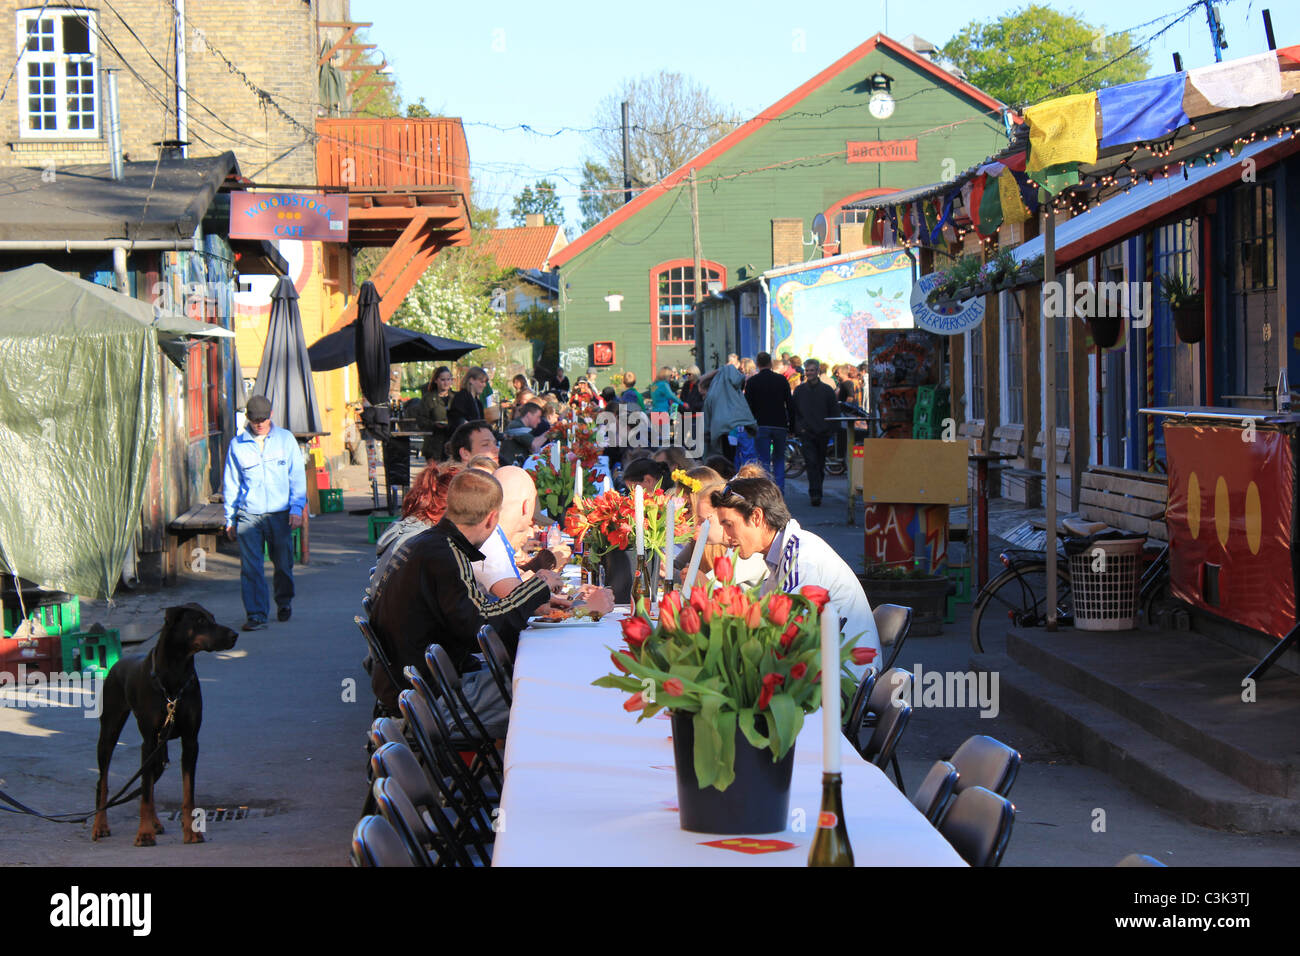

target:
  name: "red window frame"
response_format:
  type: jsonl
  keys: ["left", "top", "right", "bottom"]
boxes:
{"left": 649, "top": 258, "right": 725, "bottom": 371}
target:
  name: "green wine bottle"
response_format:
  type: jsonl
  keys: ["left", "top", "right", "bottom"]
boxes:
{"left": 807, "top": 773, "right": 854, "bottom": 867}
{"left": 631, "top": 551, "right": 650, "bottom": 611}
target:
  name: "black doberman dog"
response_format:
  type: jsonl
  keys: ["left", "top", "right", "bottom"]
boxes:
{"left": 91, "top": 604, "right": 238, "bottom": 846}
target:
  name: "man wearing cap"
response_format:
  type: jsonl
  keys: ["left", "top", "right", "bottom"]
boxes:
{"left": 222, "top": 394, "right": 307, "bottom": 631}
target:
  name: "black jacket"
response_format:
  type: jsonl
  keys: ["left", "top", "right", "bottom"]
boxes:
{"left": 792, "top": 380, "right": 840, "bottom": 436}
{"left": 369, "top": 518, "right": 551, "bottom": 711}
{"left": 744, "top": 368, "right": 795, "bottom": 430}
{"left": 447, "top": 388, "right": 484, "bottom": 438}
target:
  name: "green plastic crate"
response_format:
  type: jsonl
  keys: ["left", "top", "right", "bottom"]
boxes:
{"left": 3, "top": 595, "right": 79, "bottom": 638}
{"left": 60, "top": 628, "right": 122, "bottom": 677}
{"left": 368, "top": 514, "right": 400, "bottom": 544}
{"left": 263, "top": 527, "right": 302, "bottom": 562}
{"left": 319, "top": 489, "right": 344, "bottom": 513}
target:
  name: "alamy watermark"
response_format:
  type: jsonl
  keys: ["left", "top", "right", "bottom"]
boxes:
{"left": 885, "top": 664, "right": 1000, "bottom": 718}
{"left": 0, "top": 666, "right": 102, "bottom": 718}
{"left": 593, "top": 405, "right": 705, "bottom": 459}
{"left": 1042, "top": 274, "right": 1151, "bottom": 326}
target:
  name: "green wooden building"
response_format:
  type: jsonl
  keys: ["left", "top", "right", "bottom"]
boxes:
{"left": 552, "top": 33, "right": 1011, "bottom": 384}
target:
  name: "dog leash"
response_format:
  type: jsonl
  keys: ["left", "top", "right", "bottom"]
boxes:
{"left": 0, "top": 665, "right": 197, "bottom": 825}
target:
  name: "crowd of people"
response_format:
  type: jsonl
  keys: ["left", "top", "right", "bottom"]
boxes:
{"left": 362, "top": 355, "right": 879, "bottom": 739}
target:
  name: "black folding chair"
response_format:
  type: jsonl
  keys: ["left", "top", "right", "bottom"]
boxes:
{"left": 399, "top": 682, "right": 498, "bottom": 856}
{"left": 938, "top": 786, "right": 1016, "bottom": 867}
{"left": 950, "top": 735, "right": 1021, "bottom": 798}
{"left": 842, "top": 670, "right": 876, "bottom": 742}
{"left": 912, "top": 759, "right": 960, "bottom": 825}
{"left": 372, "top": 776, "right": 436, "bottom": 867}
{"left": 426, "top": 644, "right": 505, "bottom": 782}
{"left": 372, "top": 741, "right": 475, "bottom": 867}
{"left": 350, "top": 814, "right": 415, "bottom": 867}
{"left": 361, "top": 716, "right": 410, "bottom": 820}
{"left": 477, "top": 625, "right": 514, "bottom": 707}
{"left": 857, "top": 667, "right": 913, "bottom": 792}
{"left": 874, "top": 603, "right": 913, "bottom": 672}
{"left": 405, "top": 661, "right": 503, "bottom": 801}
{"left": 355, "top": 615, "right": 407, "bottom": 717}
{"left": 858, "top": 700, "right": 912, "bottom": 792}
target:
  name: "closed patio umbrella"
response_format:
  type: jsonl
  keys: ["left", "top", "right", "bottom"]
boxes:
{"left": 355, "top": 281, "right": 390, "bottom": 407}
{"left": 252, "top": 276, "right": 322, "bottom": 434}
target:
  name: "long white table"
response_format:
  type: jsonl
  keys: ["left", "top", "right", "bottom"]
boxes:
{"left": 492, "top": 604, "right": 966, "bottom": 867}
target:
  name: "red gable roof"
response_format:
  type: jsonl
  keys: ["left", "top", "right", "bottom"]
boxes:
{"left": 482, "top": 224, "right": 566, "bottom": 270}
{"left": 552, "top": 33, "right": 1005, "bottom": 269}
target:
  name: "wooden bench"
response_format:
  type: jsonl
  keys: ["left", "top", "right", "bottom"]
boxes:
{"left": 1031, "top": 428, "right": 1071, "bottom": 467}
{"left": 168, "top": 503, "right": 227, "bottom": 573}
{"left": 1077, "top": 466, "right": 1168, "bottom": 541}
{"left": 992, "top": 424, "right": 1041, "bottom": 506}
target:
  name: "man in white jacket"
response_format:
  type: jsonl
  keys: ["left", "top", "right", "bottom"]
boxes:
{"left": 709, "top": 476, "right": 880, "bottom": 677}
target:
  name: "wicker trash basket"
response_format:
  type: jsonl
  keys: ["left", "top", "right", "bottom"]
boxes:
{"left": 1067, "top": 536, "right": 1146, "bottom": 631}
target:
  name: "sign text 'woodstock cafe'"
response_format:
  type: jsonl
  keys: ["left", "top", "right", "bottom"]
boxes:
{"left": 229, "top": 192, "right": 349, "bottom": 243}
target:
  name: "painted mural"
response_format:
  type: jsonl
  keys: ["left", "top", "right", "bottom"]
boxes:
{"left": 769, "top": 250, "right": 915, "bottom": 362}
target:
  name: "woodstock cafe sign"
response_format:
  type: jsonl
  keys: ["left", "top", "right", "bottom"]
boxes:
{"left": 229, "top": 192, "right": 349, "bottom": 242}
{"left": 910, "top": 271, "right": 985, "bottom": 335}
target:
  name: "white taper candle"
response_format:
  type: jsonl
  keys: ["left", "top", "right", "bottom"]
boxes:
{"left": 681, "top": 518, "right": 709, "bottom": 594}
{"left": 573, "top": 462, "right": 583, "bottom": 504}
{"left": 820, "top": 608, "right": 841, "bottom": 774}
{"left": 634, "top": 484, "right": 644, "bottom": 555}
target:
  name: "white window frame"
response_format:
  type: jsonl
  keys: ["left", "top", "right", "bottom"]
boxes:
{"left": 16, "top": 7, "right": 99, "bottom": 139}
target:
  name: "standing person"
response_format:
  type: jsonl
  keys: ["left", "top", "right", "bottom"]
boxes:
{"left": 417, "top": 366, "right": 454, "bottom": 462}
{"left": 650, "top": 366, "right": 683, "bottom": 414}
{"left": 678, "top": 366, "right": 704, "bottom": 414}
{"left": 791, "top": 358, "right": 839, "bottom": 507}
{"left": 620, "top": 371, "right": 645, "bottom": 410}
{"left": 448, "top": 366, "right": 488, "bottom": 436}
{"left": 699, "top": 354, "right": 756, "bottom": 463}
{"left": 222, "top": 395, "right": 306, "bottom": 631}
{"left": 744, "top": 351, "right": 796, "bottom": 491}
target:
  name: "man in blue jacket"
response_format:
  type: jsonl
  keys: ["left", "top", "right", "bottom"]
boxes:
{"left": 222, "top": 394, "right": 307, "bottom": 631}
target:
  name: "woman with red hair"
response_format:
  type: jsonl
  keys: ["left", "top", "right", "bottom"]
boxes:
{"left": 371, "top": 463, "right": 457, "bottom": 591}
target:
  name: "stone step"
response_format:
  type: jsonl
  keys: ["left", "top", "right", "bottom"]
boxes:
{"left": 973, "top": 650, "right": 1300, "bottom": 833}
{"left": 1005, "top": 627, "right": 1300, "bottom": 798}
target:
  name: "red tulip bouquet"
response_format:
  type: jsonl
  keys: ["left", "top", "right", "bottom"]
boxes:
{"left": 593, "top": 558, "right": 874, "bottom": 791}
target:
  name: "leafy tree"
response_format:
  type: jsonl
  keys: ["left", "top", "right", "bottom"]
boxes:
{"left": 580, "top": 71, "right": 739, "bottom": 230}
{"left": 405, "top": 98, "right": 432, "bottom": 118}
{"left": 510, "top": 180, "right": 565, "bottom": 227}
{"left": 942, "top": 4, "right": 1151, "bottom": 108}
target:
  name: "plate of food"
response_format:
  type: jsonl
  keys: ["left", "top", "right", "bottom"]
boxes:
{"left": 530, "top": 606, "right": 605, "bottom": 628}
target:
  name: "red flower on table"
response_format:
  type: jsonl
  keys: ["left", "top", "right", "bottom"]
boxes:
{"left": 850, "top": 647, "right": 877, "bottom": 666}
{"left": 791, "top": 662, "right": 808, "bottom": 680}
{"left": 689, "top": 586, "right": 709, "bottom": 615}
{"left": 757, "top": 673, "right": 786, "bottom": 711}
{"left": 713, "top": 554, "right": 734, "bottom": 584}
{"left": 659, "top": 590, "right": 683, "bottom": 631}
{"left": 624, "top": 692, "right": 647, "bottom": 712}
{"left": 622, "top": 615, "right": 652, "bottom": 649}
{"left": 664, "top": 678, "right": 684, "bottom": 697}
{"left": 679, "top": 605, "right": 702, "bottom": 635}
{"left": 611, "top": 651, "right": 634, "bottom": 674}
{"left": 779, "top": 623, "right": 799, "bottom": 649}
{"left": 800, "top": 585, "right": 831, "bottom": 612}
{"left": 744, "top": 601, "right": 765, "bottom": 630}
{"left": 766, "top": 593, "right": 793, "bottom": 627}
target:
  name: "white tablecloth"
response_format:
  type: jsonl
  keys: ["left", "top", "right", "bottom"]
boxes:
{"left": 492, "top": 610, "right": 965, "bottom": 867}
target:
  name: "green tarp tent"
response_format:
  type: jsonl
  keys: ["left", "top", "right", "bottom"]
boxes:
{"left": 0, "top": 263, "right": 232, "bottom": 599}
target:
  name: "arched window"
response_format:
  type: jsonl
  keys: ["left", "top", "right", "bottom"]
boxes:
{"left": 649, "top": 258, "right": 725, "bottom": 367}
{"left": 823, "top": 188, "right": 898, "bottom": 251}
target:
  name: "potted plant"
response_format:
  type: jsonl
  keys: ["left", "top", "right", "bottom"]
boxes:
{"left": 1157, "top": 274, "right": 1205, "bottom": 344}
{"left": 858, "top": 562, "right": 950, "bottom": 636}
{"left": 565, "top": 486, "right": 687, "bottom": 603}
{"left": 594, "top": 558, "right": 872, "bottom": 834}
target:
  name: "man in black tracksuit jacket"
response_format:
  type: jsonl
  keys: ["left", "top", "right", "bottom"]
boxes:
{"left": 791, "top": 359, "right": 840, "bottom": 506}
{"left": 369, "top": 471, "right": 556, "bottom": 730}
{"left": 743, "top": 351, "right": 796, "bottom": 490}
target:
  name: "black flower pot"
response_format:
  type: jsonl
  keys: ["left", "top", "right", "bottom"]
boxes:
{"left": 670, "top": 711, "right": 795, "bottom": 834}
{"left": 1173, "top": 305, "right": 1205, "bottom": 344}
{"left": 1087, "top": 314, "right": 1123, "bottom": 349}
{"left": 601, "top": 549, "right": 634, "bottom": 603}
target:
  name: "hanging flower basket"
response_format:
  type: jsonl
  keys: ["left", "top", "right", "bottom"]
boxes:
{"left": 1173, "top": 306, "right": 1205, "bottom": 344}
{"left": 1087, "top": 314, "right": 1123, "bottom": 350}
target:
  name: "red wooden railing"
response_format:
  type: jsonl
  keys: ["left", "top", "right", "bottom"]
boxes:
{"left": 315, "top": 117, "right": 470, "bottom": 191}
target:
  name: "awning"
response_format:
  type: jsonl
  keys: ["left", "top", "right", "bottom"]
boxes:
{"left": 1008, "top": 136, "right": 1292, "bottom": 269}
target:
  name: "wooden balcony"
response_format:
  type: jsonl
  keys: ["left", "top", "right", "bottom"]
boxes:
{"left": 316, "top": 117, "right": 470, "bottom": 192}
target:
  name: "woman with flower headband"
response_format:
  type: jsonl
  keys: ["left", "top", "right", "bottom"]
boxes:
{"left": 677, "top": 466, "right": 766, "bottom": 588}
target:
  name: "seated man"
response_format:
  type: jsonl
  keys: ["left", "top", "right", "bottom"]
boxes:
{"left": 447, "top": 419, "right": 500, "bottom": 468}
{"left": 368, "top": 470, "right": 562, "bottom": 732}
{"left": 623, "top": 457, "right": 670, "bottom": 494}
{"left": 474, "top": 466, "right": 584, "bottom": 599}
{"left": 709, "top": 476, "right": 880, "bottom": 677}
{"left": 500, "top": 401, "right": 548, "bottom": 466}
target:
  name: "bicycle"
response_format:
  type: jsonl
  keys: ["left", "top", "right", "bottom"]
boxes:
{"left": 970, "top": 531, "right": 1172, "bottom": 653}
{"left": 783, "top": 434, "right": 847, "bottom": 479}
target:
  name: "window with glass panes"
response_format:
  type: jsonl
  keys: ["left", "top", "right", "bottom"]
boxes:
{"left": 1002, "top": 291, "right": 1024, "bottom": 424}
{"left": 1228, "top": 181, "right": 1277, "bottom": 396}
{"left": 17, "top": 9, "right": 97, "bottom": 136}
{"left": 652, "top": 261, "right": 722, "bottom": 344}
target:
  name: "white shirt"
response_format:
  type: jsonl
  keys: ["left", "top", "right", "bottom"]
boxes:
{"left": 759, "top": 518, "right": 881, "bottom": 677}
{"left": 473, "top": 526, "right": 522, "bottom": 594}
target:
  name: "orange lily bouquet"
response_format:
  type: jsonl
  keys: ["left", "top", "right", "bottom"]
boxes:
{"left": 565, "top": 486, "right": 691, "bottom": 561}
{"left": 546, "top": 418, "right": 603, "bottom": 470}
{"left": 593, "top": 558, "right": 874, "bottom": 791}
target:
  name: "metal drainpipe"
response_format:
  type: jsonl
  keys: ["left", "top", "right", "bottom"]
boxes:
{"left": 175, "top": 0, "right": 188, "bottom": 156}
{"left": 106, "top": 69, "right": 123, "bottom": 181}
